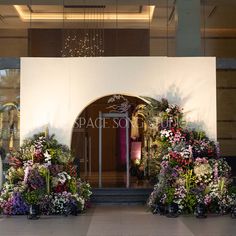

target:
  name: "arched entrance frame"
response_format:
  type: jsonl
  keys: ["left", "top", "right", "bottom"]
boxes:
{"left": 69, "top": 93, "right": 150, "bottom": 148}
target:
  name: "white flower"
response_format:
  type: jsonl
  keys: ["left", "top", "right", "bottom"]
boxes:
{"left": 57, "top": 172, "right": 72, "bottom": 184}
{"left": 160, "top": 129, "right": 173, "bottom": 139}
{"left": 58, "top": 173, "right": 67, "bottom": 184}
{"left": 194, "top": 163, "right": 212, "bottom": 177}
{"left": 44, "top": 161, "right": 51, "bottom": 167}
{"left": 44, "top": 150, "right": 51, "bottom": 162}
{"left": 52, "top": 177, "right": 59, "bottom": 187}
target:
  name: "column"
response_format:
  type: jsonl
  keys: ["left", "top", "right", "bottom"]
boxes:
{"left": 176, "top": 0, "right": 202, "bottom": 56}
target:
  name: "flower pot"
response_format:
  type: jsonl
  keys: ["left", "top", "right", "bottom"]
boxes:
{"left": 166, "top": 203, "right": 179, "bottom": 218}
{"left": 195, "top": 203, "right": 207, "bottom": 218}
{"left": 70, "top": 204, "right": 79, "bottom": 216}
{"left": 27, "top": 204, "right": 40, "bottom": 220}
{"left": 153, "top": 203, "right": 166, "bottom": 215}
{"left": 219, "top": 205, "right": 229, "bottom": 215}
{"left": 231, "top": 206, "right": 236, "bottom": 219}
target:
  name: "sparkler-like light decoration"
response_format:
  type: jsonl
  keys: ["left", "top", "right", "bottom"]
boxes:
{"left": 62, "top": 30, "right": 104, "bottom": 57}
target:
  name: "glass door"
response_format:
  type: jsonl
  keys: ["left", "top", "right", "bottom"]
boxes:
{"left": 99, "top": 112, "right": 129, "bottom": 188}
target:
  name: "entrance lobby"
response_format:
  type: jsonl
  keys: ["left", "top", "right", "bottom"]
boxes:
{"left": 1, "top": 1, "right": 236, "bottom": 235}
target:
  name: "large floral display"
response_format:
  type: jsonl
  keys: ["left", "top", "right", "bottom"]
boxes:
{"left": 0, "top": 132, "right": 91, "bottom": 216}
{"left": 144, "top": 99, "right": 236, "bottom": 217}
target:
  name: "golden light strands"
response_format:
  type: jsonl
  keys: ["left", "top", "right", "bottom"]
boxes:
{"left": 62, "top": 5, "right": 105, "bottom": 57}
{"left": 62, "top": 31, "right": 104, "bottom": 57}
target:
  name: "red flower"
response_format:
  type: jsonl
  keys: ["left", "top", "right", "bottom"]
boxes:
{"left": 54, "top": 184, "right": 67, "bottom": 193}
{"left": 33, "top": 149, "right": 44, "bottom": 162}
{"left": 65, "top": 164, "right": 77, "bottom": 177}
{"left": 9, "top": 156, "right": 22, "bottom": 168}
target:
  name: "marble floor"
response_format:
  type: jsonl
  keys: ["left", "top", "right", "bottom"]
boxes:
{"left": 0, "top": 205, "right": 235, "bottom": 236}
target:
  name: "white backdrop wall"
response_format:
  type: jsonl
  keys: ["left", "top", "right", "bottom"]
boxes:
{"left": 21, "top": 57, "right": 216, "bottom": 146}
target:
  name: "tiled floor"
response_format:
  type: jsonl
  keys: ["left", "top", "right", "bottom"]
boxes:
{"left": 0, "top": 205, "right": 235, "bottom": 236}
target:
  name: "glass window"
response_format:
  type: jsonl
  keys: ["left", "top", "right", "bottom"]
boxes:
{"left": 0, "top": 69, "right": 20, "bottom": 161}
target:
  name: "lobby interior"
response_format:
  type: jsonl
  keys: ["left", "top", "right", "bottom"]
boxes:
{"left": 0, "top": 1, "right": 236, "bottom": 235}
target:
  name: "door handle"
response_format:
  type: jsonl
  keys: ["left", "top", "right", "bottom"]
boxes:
{"left": 89, "top": 136, "right": 92, "bottom": 176}
{"left": 84, "top": 136, "right": 87, "bottom": 176}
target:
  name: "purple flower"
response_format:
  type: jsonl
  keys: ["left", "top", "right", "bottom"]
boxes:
{"left": 27, "top": 168, "right": 45, "bottom": 190}
{"left": 12, "top": 192, "right": 29, "bottom": 215}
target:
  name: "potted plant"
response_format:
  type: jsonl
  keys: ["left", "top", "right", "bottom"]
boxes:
{"left": 229, "top": 186, "right": 236, "bottom": 218}
{"left": 165, "top": 187, "right": 179, "bottom": 218}
{"left": 23, "top": 189, "right": 43, "bottom": 220}
{"left": 195, "top": 202, "right": 207, "bottom": 218}
{"left": 153, "top": 202, "right": 166, "bottom": 215}
{"left": 231, "top": 205, "right": 236, "bottom": 219}
{"left": 70, "top": 195, "right": 85, "bottom": 216}
{"left": 166, "top": 202, "right": 179, "bottom": 218}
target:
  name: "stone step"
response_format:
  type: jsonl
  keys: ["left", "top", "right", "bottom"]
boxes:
{"left": 91, "top": 188, "right": 153, "bottom": 205}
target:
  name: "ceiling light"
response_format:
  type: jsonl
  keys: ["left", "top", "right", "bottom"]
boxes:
{"left": 14, "top": 5, "right": 155, "bottom": 22}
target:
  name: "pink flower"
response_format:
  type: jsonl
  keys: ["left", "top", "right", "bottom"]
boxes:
{"left": 204, "top": 195, "right": 211, "bottom": 205}
{"left": 23, "top": 166, "right": 31, "bottom": 183}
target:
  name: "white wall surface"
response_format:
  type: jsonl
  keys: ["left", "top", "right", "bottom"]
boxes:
{"left": 21, "top": 57, "right": 216, "bottom": 146}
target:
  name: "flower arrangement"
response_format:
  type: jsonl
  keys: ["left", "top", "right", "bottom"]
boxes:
{"left": 139, "top": 99, "right": 186, "bottom": 183}
{"left": 0, "top": 132, "right": 92, "bottom": 216}
{"left": 146, "top": 99, "right": 235, "bottom": 216}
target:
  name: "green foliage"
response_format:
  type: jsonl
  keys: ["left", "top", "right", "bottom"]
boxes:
{"left": 156, "top": 140, "right": 171, "bottom": 154}
{"left": 68, "top": 178, "right": 78, "bottom": 194}
{"left": 6, "top": 167, "right": 24, "bottom": 184}
{"left": 182, "top": 194, "right": 197, "bottom": 214}
{"left": 143, "top": 158, "right": 161, "bottom": 184}
{"left": 135, "top": 98, "right": 169, "bottom": 127}
{"left": 187, "top": 130, "right": 207, "bottom": 141}
{"left": 78, "top": 181, "right": 92, "bottom": 201}
{"left": 38, "top": 166, "right": 48, "bottom": 178}
{"left": 141, "top": 97, "right": 169, "bottom": 113}
{"left": 228, "top": 186, "right": 236, "bottom": 195}
{"left": 184, "top": 170, "right": 196, "bottom": 193}
{"left": 165, "top": 187, "right": 175, "bottom": 205}
{"left": 23, "top": 189, "right": 45, "bottom": 205}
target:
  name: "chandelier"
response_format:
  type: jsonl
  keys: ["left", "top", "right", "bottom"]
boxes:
{"left": 62, "top": 5, "right": 105, "bottom": 57}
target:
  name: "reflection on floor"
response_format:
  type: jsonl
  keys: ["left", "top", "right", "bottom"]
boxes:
{"left": 81, "top": 171, "right": 153, "bottom": 188}
{"left": 0, "top": 206, "right": 236, "bottom": 236}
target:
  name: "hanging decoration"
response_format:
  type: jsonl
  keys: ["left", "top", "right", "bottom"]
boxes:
{"left": 61, "top": 4, "right": 105, "bottom": 57}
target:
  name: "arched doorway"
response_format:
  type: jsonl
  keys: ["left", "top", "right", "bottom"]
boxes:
{"left": 71, "top": 94, "right": 152, "bottom": 188}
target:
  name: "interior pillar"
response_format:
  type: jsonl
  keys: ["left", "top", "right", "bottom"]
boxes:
{"left": 175, "top": 0, "right": 202, "bottom": 56}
